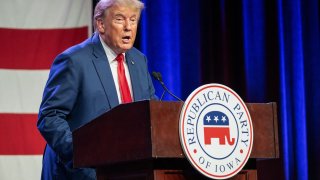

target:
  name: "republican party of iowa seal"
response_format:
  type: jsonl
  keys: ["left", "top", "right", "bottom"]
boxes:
{"left": 179, "top": 84, "right": 253, "bottom": 179}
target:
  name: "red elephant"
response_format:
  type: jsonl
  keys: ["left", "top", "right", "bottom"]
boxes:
{"left": 204, "top": 127, "right": 235, "bottom": 145}
{"left": 203, "top": 111, "right": 235, "bottom": 145}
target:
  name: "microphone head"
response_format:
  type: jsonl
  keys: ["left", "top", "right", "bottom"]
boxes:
{"left": 152, "top": 71, "right": 157, "bottom": 77}
{"left": 152, "top": 71, "right": 163, "bottom": 82}
{"left": 152, "top": 71, "right": 159, "bottom": 80}
{"left": 156, "top": 72, "right": 163, "bottom": 81}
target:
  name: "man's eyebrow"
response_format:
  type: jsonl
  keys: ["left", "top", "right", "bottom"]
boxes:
{"left": 114, "top": 13, "right": 125, "bottom": 17}
{"left": 113, "top": 12, "right": 138, "bottom": 18}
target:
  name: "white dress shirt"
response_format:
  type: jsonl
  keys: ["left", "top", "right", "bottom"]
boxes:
{"left": 99, "top": 35, "right": 133, "bottom": 104}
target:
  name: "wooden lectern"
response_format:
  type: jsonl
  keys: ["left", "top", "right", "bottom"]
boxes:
{"left": 73, "top": 100, "right": 279, "bottom": 180}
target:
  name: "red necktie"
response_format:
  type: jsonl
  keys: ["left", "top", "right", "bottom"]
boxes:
{"left": 116, "top": 54, "right": 132, "bottom": 103}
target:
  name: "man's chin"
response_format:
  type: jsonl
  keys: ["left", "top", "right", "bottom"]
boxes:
{"left": 120, "top": 45, "right": 133, "bottom": 52}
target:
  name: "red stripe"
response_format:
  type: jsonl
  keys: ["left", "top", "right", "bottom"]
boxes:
{"left": 0, "top": 27, "right": 88, "bottom": 69}
{"left": 0, "top": 114, "right": 45, "bottom": 155}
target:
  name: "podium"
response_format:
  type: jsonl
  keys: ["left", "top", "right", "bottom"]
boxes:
{"left": 73, "top": 100, "right": 279, "bottom": 180}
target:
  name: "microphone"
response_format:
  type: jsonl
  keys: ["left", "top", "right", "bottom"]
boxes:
{"left": 152, "top": 71, "right": 183, "bottom": 101}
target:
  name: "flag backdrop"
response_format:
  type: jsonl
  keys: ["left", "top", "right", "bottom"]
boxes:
{"left": 0, "top": 0, "right": 91, "bottom": 179}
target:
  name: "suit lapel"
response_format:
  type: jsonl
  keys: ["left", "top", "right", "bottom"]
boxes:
{"left": 91, "top": 34, "right": 119, "bottom": 108}
{"left": 126, "top": 53, "right": 142, "bottom": 101}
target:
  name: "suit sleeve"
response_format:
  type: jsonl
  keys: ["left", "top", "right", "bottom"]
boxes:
{"left": 37, "top": 53, "right": 79, "bottom": 164}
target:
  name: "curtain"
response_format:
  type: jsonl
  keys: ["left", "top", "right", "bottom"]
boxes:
{"left": 141, "top": 0, "right": 320, "bottom": 179}
{"left": 278, "top": 0, "right": 320, "bottom": 179}
{"left": 140, "top": 0, "right": 201, "bottom": 100}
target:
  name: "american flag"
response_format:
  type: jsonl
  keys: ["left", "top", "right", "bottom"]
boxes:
{"left": 0, "top": 1, "right": 91, "bottom": 179}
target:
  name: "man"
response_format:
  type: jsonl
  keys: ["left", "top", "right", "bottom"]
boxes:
{"left": 37, "top": 0, "right": 156, "bottom": 179}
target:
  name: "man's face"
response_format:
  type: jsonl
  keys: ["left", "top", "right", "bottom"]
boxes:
{"left": 97, "top": 5, "right": 140, "bottom": 54}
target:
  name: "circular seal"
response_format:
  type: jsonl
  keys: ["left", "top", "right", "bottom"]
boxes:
{"left": 179, "top": 84, "right": 253, "bottom": 179}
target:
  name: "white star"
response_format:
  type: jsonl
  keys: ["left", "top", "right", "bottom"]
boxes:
{"left": 206, "top": 116, "right": 211, "bottom": 122}
{"left": 221, "top": 116, "right": 227, "bottom": 122}
{"left": 214, "top": 116, "right": 219, "bottom": 122}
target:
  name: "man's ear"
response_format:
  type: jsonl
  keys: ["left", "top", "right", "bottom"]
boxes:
{"left": 96, "top": 19, "right": 105, "bottom": 33}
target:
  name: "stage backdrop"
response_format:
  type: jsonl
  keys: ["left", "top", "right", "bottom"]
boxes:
{"left": 0, "top": 0, "right": 91, "bottom": 179}
{"left": 140, "top": 0, "right": 320, "bottom": 179}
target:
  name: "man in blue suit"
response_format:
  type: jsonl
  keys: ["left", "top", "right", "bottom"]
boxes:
{"left": 37, "top": 0, "right": 156, "bottom": 179}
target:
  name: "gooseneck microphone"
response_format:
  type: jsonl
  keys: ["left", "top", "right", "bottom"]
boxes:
{"left": 152, "top": 71, "right": 183, "bottom": 101}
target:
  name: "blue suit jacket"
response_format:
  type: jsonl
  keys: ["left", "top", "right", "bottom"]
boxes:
{"left": 37, "top": 33, "right": 156, "bottom": 180}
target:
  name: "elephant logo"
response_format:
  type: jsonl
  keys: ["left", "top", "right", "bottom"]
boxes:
{"left": 203, "top": 111, "right": 235, "bottom": 146}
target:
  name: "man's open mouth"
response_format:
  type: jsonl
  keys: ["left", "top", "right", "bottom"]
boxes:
{"left": 122, "top": 36, "right": 131, "bottom": 41}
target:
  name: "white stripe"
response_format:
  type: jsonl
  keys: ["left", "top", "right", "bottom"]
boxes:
{"left": 0, "top": 155, "right": 42, "bottom": 180}
{"left": 0, "top": 69, "right": 49, "bottom": 113}
{"left": 0, "top": 0, "right": 92, "bottom": 30}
